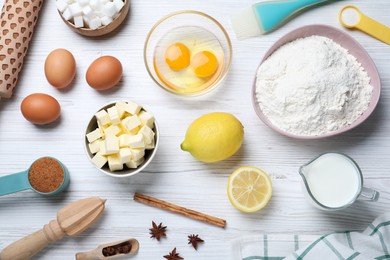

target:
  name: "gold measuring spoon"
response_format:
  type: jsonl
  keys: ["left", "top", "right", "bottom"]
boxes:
{"left": 339, "top": 5, "right": 390, "bottom": 45}
{"left": 76, "top": 238, "right": 139, "bottom": 260}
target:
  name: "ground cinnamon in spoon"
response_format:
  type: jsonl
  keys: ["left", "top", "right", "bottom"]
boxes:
{"left": 28, "top": 157, "right": 64, "bottom": 193}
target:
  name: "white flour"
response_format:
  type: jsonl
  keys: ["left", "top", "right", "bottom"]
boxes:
{"left": 255, "top": 35, "right": 373, "bottom": 136}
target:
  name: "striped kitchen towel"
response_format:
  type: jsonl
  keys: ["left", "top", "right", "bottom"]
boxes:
{"left": 231, "top": 212, "right": 390, "bottom": 260}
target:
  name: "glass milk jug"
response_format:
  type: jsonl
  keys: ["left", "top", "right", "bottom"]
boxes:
{"left": 299, "top": 152, "right": 379, "bottom": 211}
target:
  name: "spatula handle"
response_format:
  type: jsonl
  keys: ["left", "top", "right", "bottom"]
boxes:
{"left": 0, "top": 220, "right": 65, "bottom": 260}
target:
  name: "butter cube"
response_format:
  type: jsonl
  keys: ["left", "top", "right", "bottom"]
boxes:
{"left": 119, "top": 148, "right": 131, "bottom": 164}
{"left": 128, "top": 134, "right": 145, "bottom": 149}
{"left": 138, "top": 111, "right": 155, "bottom": 128}
{"left": 131, "top": 148, "right": 145, "bottom": 161}
{"left": 104, "top": 136, "right": 119, "bottom": 155}
{"left": 119, "top": 134, "right": 131, "bottom": 147}
{"left": 88, "top": 139, "right": 101, "bottom": 154}
{"left": 145, "top": 138, "right": 155, "bottom": 150}
{"left": 125, "top": 157, "right": 144, "bottom": 169}
{"left": 125, "top": 101, "right": 142, "bottom": 115}
{"left": 123, "top": 115, "right": 141, "bottom": 132}
{"left": 104, "top": 125, "right": 121, "bottom": 137}
{"left": 139, "top": 125, "right": 155, "bottom": 144}
{"left": 91, "top": 153, "right": 107, "bottom": 168}
{"left": 107, "top": 106, "right": 120, "bottom": 125}
{"left": 108, "top": 154, "right": 123, "bottom": 171}
{"left": 99, "top": 141, "right": 108, "bottom": 155}
{"left": 95, "top": 110, "right": 110, "bottom": 126}
{"left": 86, "top": 128, "right": 102, "bottom": 143}
{"left": 115, "top": 101, "right": 127, "bottom": 119}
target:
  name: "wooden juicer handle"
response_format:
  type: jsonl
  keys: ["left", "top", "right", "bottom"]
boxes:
{"left": 0, "top": 197, "right": 106, "bottom": 260}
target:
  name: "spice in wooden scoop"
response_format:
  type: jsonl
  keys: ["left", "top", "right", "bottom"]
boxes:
{"left": 28, "top": 157, "right": 64, "bottom": 193}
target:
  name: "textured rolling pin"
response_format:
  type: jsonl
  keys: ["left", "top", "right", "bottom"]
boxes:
{"left": 0, "top": 0, "right": 43, "bottom": 99}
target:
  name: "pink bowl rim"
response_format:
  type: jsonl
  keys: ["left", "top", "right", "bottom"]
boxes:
{"left": 252, "top": 24, "right": 381, "bottom": 140}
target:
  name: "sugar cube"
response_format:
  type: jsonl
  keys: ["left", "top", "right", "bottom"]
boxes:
{"left": 113, "top": 0, "right": 125, "bottom": 12}
{"left": 62, "top": 8, "right": 73, "bottom": 21}
{"left": 103, "top": 2, "right": 117, "bottom": 18}
{"left": 73, "top": 15, "right": 84, "bottom": 28}
{"left": 69, "top": 2, "right": 82, "bottom": 16}
{"left": 56, "top": 0, "right": 68, "bottom": 12}
{"left": 89, "top": 17, "right": 102, "bottom": 30}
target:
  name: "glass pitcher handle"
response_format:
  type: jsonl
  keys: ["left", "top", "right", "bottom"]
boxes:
{"left": 359, "top": 187, "right": 380, "bottom": 201}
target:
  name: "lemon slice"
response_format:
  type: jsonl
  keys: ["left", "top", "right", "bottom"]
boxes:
{"left": 227, "top": 166, "right": 272, "bottom": 213}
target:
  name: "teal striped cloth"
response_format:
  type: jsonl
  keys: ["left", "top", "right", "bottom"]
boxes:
{"left": 232, "top": 213, "right": 390, "bottom": 260}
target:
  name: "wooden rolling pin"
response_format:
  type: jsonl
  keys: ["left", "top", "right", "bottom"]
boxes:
{"left": 0, "top": 197, "right": 106, "bottom": 260}
{"left": 0, "top": 0, "right": 43, "bottom": 99}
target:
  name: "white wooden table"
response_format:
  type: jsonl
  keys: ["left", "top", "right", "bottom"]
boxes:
{"left": 1, "top": 0, "right": 389, "bottom": 259}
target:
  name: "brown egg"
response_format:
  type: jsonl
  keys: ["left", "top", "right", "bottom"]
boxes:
{"left": 86, "top": 56, "right": 122, "bottom": 91}
{"left": 44, "top": 49, "right": 76, "bottom": 89}
{"left": 21, "top": 93, "right": 61, "bottom": 125}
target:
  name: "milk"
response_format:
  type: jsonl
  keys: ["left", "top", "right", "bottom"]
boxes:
{"left": 302, "top": 153, "right": 361, "bottom": 208}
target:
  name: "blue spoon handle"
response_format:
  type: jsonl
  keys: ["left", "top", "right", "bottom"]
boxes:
{"left": 0, "top": 170, "right": 31, "bottom": 196}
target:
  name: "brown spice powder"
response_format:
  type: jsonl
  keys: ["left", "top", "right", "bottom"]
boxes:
{"left": 28, "top": 157, "right": 64, "bottom": 193}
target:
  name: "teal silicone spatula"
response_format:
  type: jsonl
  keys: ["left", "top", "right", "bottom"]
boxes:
{"left": 231, "top": 0, "right": 330, "bottom": 39}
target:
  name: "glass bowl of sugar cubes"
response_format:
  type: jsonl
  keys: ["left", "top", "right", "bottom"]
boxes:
{"left": 56, "top": 0, "right": 130, "bottom": 37}
{"left": 85, "top": 101, "right": 159, "bottom": 177}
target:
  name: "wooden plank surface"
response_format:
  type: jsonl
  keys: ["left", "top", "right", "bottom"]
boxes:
{"left": 0, "top": 0, "right": 389, "bottom": 259}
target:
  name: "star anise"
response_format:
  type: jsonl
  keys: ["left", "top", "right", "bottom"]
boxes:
{"left": 149, "top": 221, "right": 167, "bottom": 241}
{"left": 163, "top": 247, "right": 183, "bottom": 260}
{"left": 188, "top": 234, "right": 204, "bottom": 250}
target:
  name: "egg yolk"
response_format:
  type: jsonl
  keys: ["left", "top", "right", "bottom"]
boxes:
{"left": 164, "top": 43, "right": 191, "bottom": 71}
{"left": 190, "top": 51, "right": 218, "bottom": 78}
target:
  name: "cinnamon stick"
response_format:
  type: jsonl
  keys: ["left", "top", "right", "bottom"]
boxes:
{"left": 133, "top": 193, "right": 226, "bottom": 228}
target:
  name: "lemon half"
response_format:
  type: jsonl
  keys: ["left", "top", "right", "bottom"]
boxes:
{"left": 227, "top": 166, "right": 272, "bottom": 213}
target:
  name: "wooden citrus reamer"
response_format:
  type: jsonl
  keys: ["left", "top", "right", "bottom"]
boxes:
{"left": 0, "top": 197, "right": 106, "bottom": 260}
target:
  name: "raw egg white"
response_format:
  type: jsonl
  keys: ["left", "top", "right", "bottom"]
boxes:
{"left": 21, "top": 93, "right": 61, "bottom": 125}
{"left": 86, "top": 56, "right": 123, "bottom": 91}
{"left": 44, "top": 49, "right": 76, "bottom": 89}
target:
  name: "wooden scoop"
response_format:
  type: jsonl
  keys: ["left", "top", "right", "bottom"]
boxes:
{"left": 0, "top": 197, "right": 106, "bottom": 260}
{"left": 76, "top": 238, "right": 139, "bottom": 260}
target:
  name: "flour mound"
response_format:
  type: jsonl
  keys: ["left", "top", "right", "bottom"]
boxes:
{"left": 255, "top": 35, "right": 373, "bottom": 136}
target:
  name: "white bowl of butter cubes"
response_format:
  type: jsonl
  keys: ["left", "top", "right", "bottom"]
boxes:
{"left": 85, "top": 101, "right": 158, "bottom": 177}
{"left": 56, "top": 0, "right": 130, "bottom": 37}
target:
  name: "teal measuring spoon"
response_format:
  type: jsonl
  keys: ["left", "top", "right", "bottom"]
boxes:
{"left": 0, "top": 157, "right": 70, "bottom": 196}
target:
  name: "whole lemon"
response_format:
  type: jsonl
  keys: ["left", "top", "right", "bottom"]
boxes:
{"left": 181, "top": 112, "right": 244, "bottom": 163}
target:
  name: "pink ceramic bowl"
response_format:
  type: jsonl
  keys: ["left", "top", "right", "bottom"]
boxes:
{"left": 252, "top": 24, "right": 381, "bottom": 140}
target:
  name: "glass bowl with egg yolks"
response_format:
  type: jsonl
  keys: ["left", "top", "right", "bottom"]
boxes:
{"left": 144, "top": 11, "right": 232, "bottom": 96}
